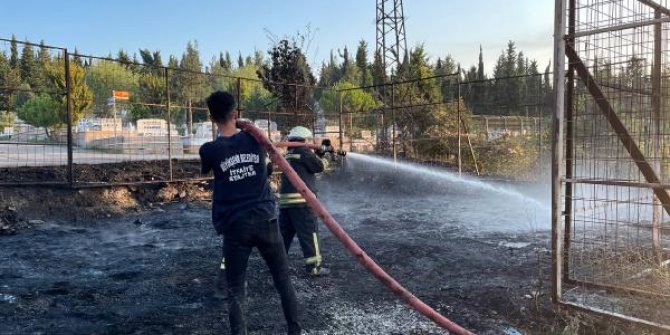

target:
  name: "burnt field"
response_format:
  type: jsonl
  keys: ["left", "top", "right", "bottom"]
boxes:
{"left": 0, "top": 159, "right": 202, "bottom": 184}
{"left": 0, "top": 157, "right": 582, "bottom": 335}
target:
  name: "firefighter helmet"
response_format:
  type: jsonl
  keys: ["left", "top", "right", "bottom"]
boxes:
{"left": 287, "top": 126, "right": 313, "bottom": 140}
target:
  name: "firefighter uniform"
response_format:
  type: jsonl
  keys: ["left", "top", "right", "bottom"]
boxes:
{"left": 279, "top": 127, "right": 330, "bottom": 276}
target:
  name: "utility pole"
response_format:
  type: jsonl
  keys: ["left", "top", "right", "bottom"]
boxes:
{"left": 376, "top": 0, "right": 408, "bottom": 76}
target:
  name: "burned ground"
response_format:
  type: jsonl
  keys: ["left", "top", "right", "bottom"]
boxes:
{"left": 0, "top": 160, "right": 201, "bottom": 184}
{"left": 0, "top": 159, "right": 658, "bottom": 334}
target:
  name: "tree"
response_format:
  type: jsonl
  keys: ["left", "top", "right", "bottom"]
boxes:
{"left": 392, "top": 45, "right": 445, "bottom": 155}
{"left": 17, "top": 94, "right": 61, "bottom": 136}
{"left": 220, "top": 51, "right": 232, "bottom": 72}
{"left": 0, "top": 52, "right": 11, "bottom": 112}
{"left": 320, "top": 80, "right": 379, "bottom": 115}
{"left": 319, "top": 80, "right": 381, "bottom": 137}
{"left": 0, "top": 53, "right": 22, "bottom": 113}
{"left": 20, "top": 42, "right": 39, "bottom": 90}
{"left": 139, "top": 49, "right": 164, "bottom": 71}
{"left": 435, "top": 54, "right": 458, "bottom": 101}
{"left": 131, "top": 72, "right": 165, "bottom": 121}
{"left": 257, "top": 39, "right": 316, "bottom": 127}
{"left": 177, "top": 41, "right": 207, "bottom": 134}
{"left": 318, "top": 50, "right": 340, "bottom": 88}
{"left": 477, "top": 45, "right": 485, "bottom": 80}
{"left": 237, "top": 52, "right": 245, "bottom": 69}
{"left": 229, "top": 64, "right": 275, "bottom": 112}
{"left": 525, "top": 60, "right": 542, "bottom": 117}
{"left": 355, "top": 40, "right": 371, "bottom": 87}
{"left": 371, "top": 50, "right": 387, "bottom": 100}
{"left": 253, "top": 50, "right": 264, "bottom": 67}
{"left": 339, "top": 46, "right": 359, "bottom": 83}
{"left": 86, "top": 60, "right": 138, "bottom": 115}
{"left": 9, "top": 35, "right": 19, "bottom": 71}
{"left": 34, "top": 41, "right": 51, "bottom": 92}
{"left": 46, "top": 58, "right": 93, "bottom": 125}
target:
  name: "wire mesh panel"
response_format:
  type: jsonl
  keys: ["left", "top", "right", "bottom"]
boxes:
{"left": 462, "top": 75, "right": 551, "bottom": 179}
{"left": 69, "top": 55, "right": 179, "bottom": 184}
{"left": 0, "top": 39, "right": 69, "bottom": 184}
{"left": 558, "top": 0, "right": 670, "bottom": 329}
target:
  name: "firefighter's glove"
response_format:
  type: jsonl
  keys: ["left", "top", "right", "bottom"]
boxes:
{"left": 321, "top": 139, "right": 335, "bottom": 154}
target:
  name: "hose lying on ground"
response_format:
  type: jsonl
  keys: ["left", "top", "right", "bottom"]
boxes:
{"left": 237, "top": 119, "right": 475, "bottom": 335}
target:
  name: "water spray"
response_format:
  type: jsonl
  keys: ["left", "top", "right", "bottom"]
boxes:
{"left": 237, "top": 119, "right": 475, "bottom": 335}
{"left": 346, "top": 152, "right": 546, "bottom": 209}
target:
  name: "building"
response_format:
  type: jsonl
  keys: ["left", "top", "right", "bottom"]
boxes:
{"left": 137, "top": 119, "right": 175, "bottom": 136}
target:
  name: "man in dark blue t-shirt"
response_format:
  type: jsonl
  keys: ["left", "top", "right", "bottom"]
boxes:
{"left": 199, "top": 91, "right": 301, "bottom": 335}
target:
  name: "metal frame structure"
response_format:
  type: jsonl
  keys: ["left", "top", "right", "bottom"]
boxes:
{"left": 376, "top": 0, "right": 408, "bottom": 76}
{"left": 553, "top": 0, "right": 670, "bottom": 331}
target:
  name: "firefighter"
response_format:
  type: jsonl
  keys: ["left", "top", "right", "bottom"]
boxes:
{"left": 279, "top": 126, "right": 334, "bottom": 277}
{"left": 199, "top": 91, "right": 301, "bottom": 335}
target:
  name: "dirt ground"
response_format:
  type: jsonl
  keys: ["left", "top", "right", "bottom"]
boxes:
{"left": 0, "top": 160, "right": 202, "bottom": 184}
{"left": 0, "top": 159, "right": 660, "bottom": 334}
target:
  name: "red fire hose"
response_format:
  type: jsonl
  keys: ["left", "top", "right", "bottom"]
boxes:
{"left": 274, "top": 142, "right": 321, "bottom": 150}
{"left": 237, "top": 120, "right": 475, "bottom": 335}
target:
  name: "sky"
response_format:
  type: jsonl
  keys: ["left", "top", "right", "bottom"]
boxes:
{"left": 0, "top": 0, "right": 555, "bottom": 77}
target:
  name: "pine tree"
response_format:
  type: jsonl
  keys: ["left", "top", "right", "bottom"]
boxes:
{"left": 245, "top": 55, "right": 253, "bottom": 67}
{"left": 237, "top": 52, "right": 244, "bottom": 69}
{"left": 152, "top": 50, "right": 163, "bottom": 68}
{"left": 38, "top": 41, "right": 50, "bottom": 68}
{"left": 9, "top": 35, "right": 19, "bottom": 70}
{"left": 477, "top": 45, "right": 485, "bottom": 80}
{"left": 178, "top": 41, "right": 206, "bottom": 134}
{"left": 72, "top": 47, "right": 83, "bottom": 67}
{"left": 0, "top": 52, "right": 11, "bottom": 112}
{"left": 254, "top": 50, "right": 264, "bottom": 66}
{"left": 355, "top": 40, "right": 371, "bottom": 87}
{"left": 20, "top": 42, "right": 38, "bottom": 89}
{"left": 117, "top": 49, "right": 133, "bottom": 71}
{"left": 168, "top": 55, "right": 178, "bottom": 68}
{"left": 372, "top": 50, "right": 387, "bottom": 86}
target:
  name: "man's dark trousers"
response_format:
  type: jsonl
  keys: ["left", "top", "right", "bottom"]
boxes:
{"left": 224, "top": 213, "right": 301, "bottom": 335}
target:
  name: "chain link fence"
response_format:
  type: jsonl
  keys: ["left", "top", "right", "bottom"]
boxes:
{"left": 0, "top": 37, "right": 552, "bottom": 187}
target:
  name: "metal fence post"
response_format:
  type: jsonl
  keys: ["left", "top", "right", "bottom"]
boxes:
{"left": 294, "top": 83, "right": 299, "bottom": 128}
{"left": 552, "top": 0, "right": 567, "bottom": 303}
{"left": 165, "top": 67, "right": 173, "bottom": 182}
{"left": 652, "top": 8, "right": 663, "bottom": 263}
{"left": 391, "top": 83, "right": 397, "bottom": 162}
{"left": 338, "top": 91, "right": 344, "bottom": 151}
{"left": 64, "top": 49, "right": 74, "bottom": 186}
{"left": 457, "top": 68, "right": 462, "bottom": 176}
{"left": 237, "top": 77, "right": 242, "bottom": 119}
{"left": 563, "top": 0, "right": 576, "bottom": 281}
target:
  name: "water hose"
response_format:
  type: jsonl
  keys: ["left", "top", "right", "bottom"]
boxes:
{"left": 237, "top": 120, "right": 475, "bottom": 335}
{"left": 275, "top": 142, "right": 346, "bottom": 157}
{"left": 275, "top": 142, "right": 320, "bottom": 150}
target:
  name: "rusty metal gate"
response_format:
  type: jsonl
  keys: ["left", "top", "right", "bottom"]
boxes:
{"left": 553, "top": 0, "right": 670, "bottom": 331}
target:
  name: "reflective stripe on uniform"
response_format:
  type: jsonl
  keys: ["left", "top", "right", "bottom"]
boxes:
{"left": 285, "top": 154, "right": 301, "bottom": 160}
{"left": 220, "top": 257, "right": 226, "bottom": 270}
{"left": 305, "top": 233, "right": 322, "bottom": 266}
{"left": 305, "top": 255, "right": 322, "bottom": 265}
{"left": 321, "top": 158, "right": 329, "bottom": 171}
{"left": 279, "top": 192, "right": 307, "bottom": 205}
{"left": 280, "top": 193, "right": 304, "bottom": 199}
